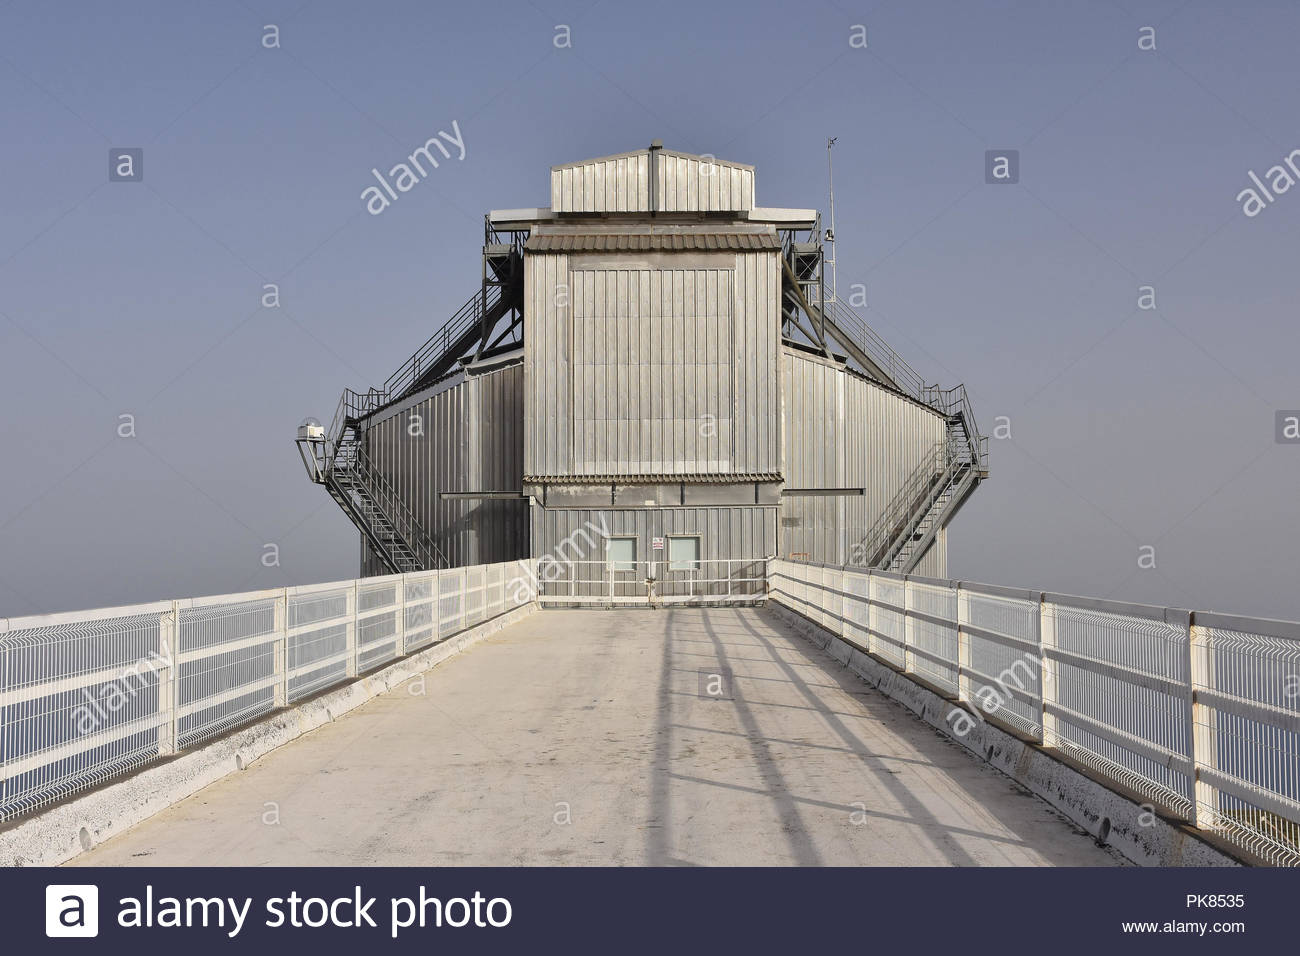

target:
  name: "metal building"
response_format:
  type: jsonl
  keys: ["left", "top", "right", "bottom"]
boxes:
{"left": 296, "top": 143, "right": 987, "bottom": 600}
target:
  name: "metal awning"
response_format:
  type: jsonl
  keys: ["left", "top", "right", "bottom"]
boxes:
{"left": 526, "top": 233, "right": 781, "bottom": 253}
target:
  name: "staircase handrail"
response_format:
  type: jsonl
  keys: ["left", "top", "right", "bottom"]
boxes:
{"left": 826, "top": 299, "right": 929, "bottom": 401}
{"left": 381, "top": 279, "right": 505, "bottom": 399}
{"left": 337, "top": 440, "right": 448, "bottom": 570}
{"left": 324, "top": 387, "right": 390, "bottom": 476}
{"left": 852, "top": 437, "right": 957, "bottom": 568}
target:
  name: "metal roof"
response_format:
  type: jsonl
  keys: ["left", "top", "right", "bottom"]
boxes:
{"left": 551, "top": 147, "right": 754, "bottom": 172}
{"left": 526, "top": 232, "right": 780, "bottom": 253}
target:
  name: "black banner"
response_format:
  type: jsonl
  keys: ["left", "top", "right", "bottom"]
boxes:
{"left": 12, "top": 866, "right": 1287, "bottom": 952}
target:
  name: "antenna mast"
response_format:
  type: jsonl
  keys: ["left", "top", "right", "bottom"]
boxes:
{"left": 826, "top": 137, "right": 838, "bottom": 309}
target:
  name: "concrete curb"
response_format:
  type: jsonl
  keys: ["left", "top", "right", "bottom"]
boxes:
{"left": 0, "top": 602, "right": 539, "bottom": 867}
{"left": 764, "top": 599, "right": 1239, "bottom": 868}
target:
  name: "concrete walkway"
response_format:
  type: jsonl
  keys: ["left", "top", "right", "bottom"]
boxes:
{"left": 75, "top": 608, "right": 1124, "bottom": 866}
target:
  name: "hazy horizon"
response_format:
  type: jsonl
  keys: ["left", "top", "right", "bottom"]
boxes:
{"left": 2, "top": 0, "right": 1297, "bottom": 620}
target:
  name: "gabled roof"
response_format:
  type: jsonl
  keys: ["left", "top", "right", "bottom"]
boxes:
{"left": 550, "top": 145, "right": 756, "bottom": 215}
{"left": 551, "top": 147, "right": 753, "bottom": 173}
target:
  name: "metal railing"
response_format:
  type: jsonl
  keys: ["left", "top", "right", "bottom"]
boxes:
{"left": 826, "top": 299, "right": 930, "bottom": 400}
{"left": 324, "top": 387, "right": 388, "bottom": 475}
{"left": 0, "top": 560, "right": 535, "bottom": 822}
{"left": 382, "top": 279, "right": 505, "bottom": 400}
{"left": 322, "top": 282, "right": 509, "bottom": 476}
{"left": 852, "top": 437, "right": 959, "bottom": 569}
{"left": 768, "top": 558, "right": 1300, "bottom": 866}
{"left": 333, "top": 440, "right": 449, "bottom": 571}
{"left": 776, "top": 222, "right": 988, "bottom": 469}
{"left": 537, "top": 559, "right": 767, "bottom": 605}
{"left": 11, "top": 553, "right": 1297, "bottom": 866}
{"left": 922, "top": 383, "right": 988, "bottom": 471}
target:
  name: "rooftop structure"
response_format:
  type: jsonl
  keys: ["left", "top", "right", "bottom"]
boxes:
{"left": 296, "top": 144, "right": 988, "bottom": 598}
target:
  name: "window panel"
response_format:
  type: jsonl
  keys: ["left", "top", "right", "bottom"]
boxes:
{"left": 668, "top": 536, "right": 701, "bottom": 571}
{"left": 607, "top": 536, "right": 637, "bottom": 572}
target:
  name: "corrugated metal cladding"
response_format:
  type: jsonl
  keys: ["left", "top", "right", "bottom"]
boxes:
{"left": 537, "top": 471, "right": 780, "bottom": 483}
{"left": 535, "top": 506, "right": 776, "bottom": 593}
{"left": 524, "top": 250, "right": 780, "bottom": 477}
{"left": 550, "top": 150, "right": 755, "bottom": 214}
{"left": 524, "top": 252, "right": 570, "bottom": 479}
{"left": 910, "top": 527, "right": 947, "bottom": 578}
{"left": 360, "top": 364, "right": 527, "bottom": 575}
{"left": 780, "top": 348, "right": 948, "bottom": 573}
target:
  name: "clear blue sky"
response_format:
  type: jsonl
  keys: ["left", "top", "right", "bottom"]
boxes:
{"left": 2, "top": 0, "right": 1297, "bottom": 618}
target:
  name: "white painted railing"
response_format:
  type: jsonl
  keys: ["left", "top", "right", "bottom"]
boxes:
{"left": 536, "top": 558, "right": 767, "bottom": 605}
{"left": 0, "top": 561, "right": 534, "bottom": 822}
{"left": 768, "top": 558, "right": 1300, "bottom": 867}
{"left": 7, "top": 554, "right": 1298, "bottom": 867}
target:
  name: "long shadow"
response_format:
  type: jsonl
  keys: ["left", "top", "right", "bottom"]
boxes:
{"left": 646, "top": 608, "right": 677, "bottom": 865}
{"left": 735, "top": 607, "right": 985, "bottom": 866}
{"left": 645, "top": 607, "right": 824, "bottom": 866}
{"left": 698, "top": 609, "right": 824, "bottom": 865}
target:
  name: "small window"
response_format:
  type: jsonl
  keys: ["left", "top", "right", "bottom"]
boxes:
{"left": 668, "top": 535, "right": 701, "bottom": 571}
{"left": 606, "top": 536, "right": 637, "bottom": 573}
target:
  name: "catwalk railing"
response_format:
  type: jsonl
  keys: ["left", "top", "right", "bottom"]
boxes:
{"left": 536, "top": 559, "right": 767, "bottom": 605}
{"left": 769, "top": 558, "right": 1300, "bottom": 867}
{"left": 9, "top": 556, "right": 1298, "bottom": 866}
{"left": 0, "top": 561, "right": 534, "bottom": 822}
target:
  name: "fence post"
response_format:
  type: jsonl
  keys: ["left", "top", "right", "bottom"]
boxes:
{"left": 822, "top": 565, "right": 833, "bottom": 633}
{"left": 821, "top": 565, "right": 832, "bottom": 630}
{"left": 157, "top": 602, "right": 179, "bottom": 756}
{"left": 902, "top": 576, "right": 915, "bottom": 675}
{"left": 1038, "top": 592, "right": 1055, "bottom": 746}
{"left": 465, "top": 566, "right": 474, "bottom": 621}
{"left": 347, "top": 581, "right": 359, "bottom": 677}
{"left": 837, "top": 567, "right": 850, "bottom": 640}
{"left": 273, "top": 589, "right": 288, "bottom": 708}
{"left": 395, "top": 573, "right": 407, "bottom": 658}
{"left": 816, "top": 565, "right": 826, "bottom": 629}
{"left": 830, "top": 565, "right": 840, "bottom": 633}
{"left": 1, "top": 637, "right": 7, "bottom": 809}
{"left": 866, "top": 571, "right": 878, "bottom": 656}
{"left": 434, "top": 569, "right": 443, "bottom": 640}
{"left": 1186, "top": 612, "right": 1217, "bottom": 829}
{"left": 956, "top": 582, "right": 971, "bottom": 705}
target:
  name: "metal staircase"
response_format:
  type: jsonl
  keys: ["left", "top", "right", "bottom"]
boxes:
{"left": 381, "top": 243, "right": 523, "bottom": 403}
{"left": 852, "top": 433, "right": 982, "bottom": 573}
{"left": 845, "top": 381, "right": 987, "bottom": 574}
{"left": 322, "top": 415, "right": 448, "bottom": 573}
{"left": 300, "top": 218, "right": 526, "bottom": 574}
{"left": 779, "top": 223, "right": 988, "bottom": 571}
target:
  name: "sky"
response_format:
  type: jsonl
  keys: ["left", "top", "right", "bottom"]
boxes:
{"left": 1, "top": 0, "right": 1297, "bottom": 620}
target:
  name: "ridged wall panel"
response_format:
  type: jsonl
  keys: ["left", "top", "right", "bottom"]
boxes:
{"left": 360, "top": 364, "right": 527, "bottom": 574}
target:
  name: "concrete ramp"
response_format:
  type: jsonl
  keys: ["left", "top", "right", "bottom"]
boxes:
{"left": 74, "top": 608, "right": 1123, "bottom": 866}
